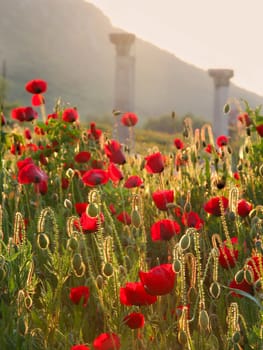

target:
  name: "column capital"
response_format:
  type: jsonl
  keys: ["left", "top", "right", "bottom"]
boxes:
{"left": 110, "top": 32, "right": 135, "bottom": 56}
{"left": 208, "top": 69, "right": 234, "bottom": 87}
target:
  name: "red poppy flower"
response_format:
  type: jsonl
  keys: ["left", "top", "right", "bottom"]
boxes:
{"left": 34, "top": 125, "right": 45, "bottom": 135}
{"left": 256, "top": 124, "right": 263, "bottom": 137}
{"left": 1, "top": 113, "right": 6, "bottom": 126}
{"left": 35, "top": 180, "right": 48, "bottom": 195}
{"left": 237, "top": 199, "right": 253, "bottom": 217}
{"left": 71, "top": 345, "right": 90, "bottom": 350}
{"left": 116, "top": 211, "right": 131, "bottom": 225}
{"left": 61, "top": 178, "right": 69, "bottom": 189}
{"left": 233, "top": 172, "right": 240, "bottom": 180}
{"left": 139, "top": 264, "right": 176, "bottom": 296}
{"left": 91, "top": 159, "right": 105, "bottom": 169}
{"left": 17, "top": 159, "right": 48, "bottom": 184}
{"left": 237, "top": 112, "right": 252, "bottom": 126}
{"left": 123, "top": 312, "right": 145, "bottom": 329}
{"left": 124, "top": 175, "right": 143, "bottom": 188}
{"left": 93, "top": 333, "right": 121, "bottom": 350}
{"left": 24, "top": 128, "right": 32, "bottom": 140}
{"left": 74, "top": 151, "right": 91, "bottom": 163}
{"left": 25, "top": 143, "right": 38, "bottom": 152}
{"left": 109, "top": 203, "right": 117, "bottom": 215}
{"left": 47, "top": 112, "right": 58, "bottom": 120}
{"left": 152, "top": 189, "right": 174, "bottom": 210}
{"left": 218, "top": 237, "right": 239, "bottom": 269}
{"left": 247, "top": 255, "right": 263, "bottom": 282}
{"left": 104, "top": 140, "right": 126, "bottom": 165}
{"left": 145, "top": 152, "right": 164, "bottom": 174}
{"left": 174, "top": 138, "right": 184, "bottom": 150}
{"left": 108, "top": 163, "right": 123, "bottom": 183}
{"left": 69, "top": 286, "right": 90, "bottom": 307}
{"left": 87, "top": 122, "right": 102, "bottom": 141}
{"left": 121, "top": 112, "right": 138, "bottom": 127}
{"left": 10, "top": 143, "right": 24, "bottom": 155}
{"left": 181, "top": 211, "right": 204, "bottom": 229}
{"left": 216, "top": 135, "right": 228, "bottom": 147}
{"left": 62, "top": 108, "right": 79, "bottom": 122}
{"left": 120, "top": 282, "right": 157, "bottom": 306}
{"left": 75, "top": 203, "right": 88, "bottom": 216}
{"left": 205, "top": 144, "right": 213, "bottom": 154}
{"left": 11, "top": 106, "right": 38, "bottom": 122}
{"left": 25, "top": 79, "right": 47, "bottom": 94}
{"left": 32, "top": 94, "right": 45, "bottom": 106}
{"left": 17, "top": 157, "right": 34, "bottom": 169}
{"left": 229, "top": 279, "right": 253, "bottom": 298}
{"left": 204, "top": 196, "right": 228, "bottom": 216}
{"left": 82, "top": 169, "right": 109, "bottom": 187}
{"left": 79, "top": 211, "right": 104, "bottom": 233}
{"left": 151, "top": 219, "right": 180, "bottom": 241}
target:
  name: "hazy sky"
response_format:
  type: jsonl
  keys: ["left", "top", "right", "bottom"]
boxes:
{"left": 88, "top": 0, "right": 263, "bottom": 96}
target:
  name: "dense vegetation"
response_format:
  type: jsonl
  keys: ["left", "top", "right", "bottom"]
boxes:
{"left": 0, "top": 80, "right": 263, "bottom": 350}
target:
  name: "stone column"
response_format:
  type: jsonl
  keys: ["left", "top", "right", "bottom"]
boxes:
{"left": 208, "top": 69, "right": 234, "bottom": 137}
{"left": 109, "top": 33, "right": 135, "bottom": 144}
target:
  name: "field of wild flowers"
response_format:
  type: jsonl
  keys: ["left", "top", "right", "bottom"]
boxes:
{"left": 0, "top": 79, "right": 263, "bottom": 350}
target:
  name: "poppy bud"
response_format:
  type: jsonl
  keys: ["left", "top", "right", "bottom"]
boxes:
{"left": 96, "top": 275, "right": 104, "bottom": 289}
{"left": 0, "top": 266, "right": 6, "bottom": 282}
{"left": 179, "top": 234, "right": 191, "bottom": 251}
{"left": 102, "top": 262, "right": 114, "bottom": 277}
{"left": 199, "top": 309, "right": 210, "bottom": 331}
{"left": 124, "top": 255, "right": 132, "bottom": 270}
{"left": 119, "top": 265, "right": 126, "bottom": 276}
{"left": 67, "top": 237, "right": 79, "bottom": 251}
{"left": 178, "top": 330, "right": 188, "bottom": 345}
{"left": 87, "top": 203, "right": 99, "bottom": 218}
{"left": 17, "top": 316, "right": 28, "bottom": 336}
{"left": 72, "top": 253, "right": 83, "bottom": 271}
{"left": 173, "top": 260, "right": 181, "bottom": 273}
{"left": 232, "top": 331, "right": 241, "bottom": 344}
{"left": 244, "top": 269, "right": 254, "bottom": 284}
{"left": 131, "top": 209, "right": 141, "bottom": 228}
{"left": 64, "top": 199, "right": 72, "bottom": 209}
{"left": 104, "top": 223, "right": 113, "bottom": 235}
{"left": 37, "top": 233, "right": 50, "bottom": 250}
{"left": 234, "top": 270, "right": 244, "bottom": 284}
{"left": 209, "top": 282, "right": 221, "bottom": 299}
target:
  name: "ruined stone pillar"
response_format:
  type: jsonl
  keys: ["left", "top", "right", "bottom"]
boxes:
{"left": 208, "top": 69, "right": 234, "bottom": 137}
{"left": 109, "top": 33, "right": 135, "bottom": 144}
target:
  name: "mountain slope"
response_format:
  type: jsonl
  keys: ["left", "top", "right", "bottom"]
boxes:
{"left": 1, "top": 0, "right": 262, "bottom": 122}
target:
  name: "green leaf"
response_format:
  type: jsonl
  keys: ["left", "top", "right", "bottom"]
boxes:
{"left": 221, "top": 284, "right": 263, "bottom": 309}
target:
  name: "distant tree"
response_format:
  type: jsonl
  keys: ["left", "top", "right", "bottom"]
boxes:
{"left": 143, "top": 113, "right": 207, "bottom": 134}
